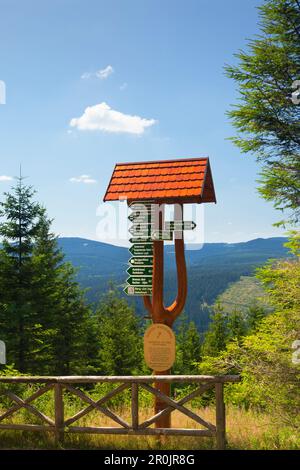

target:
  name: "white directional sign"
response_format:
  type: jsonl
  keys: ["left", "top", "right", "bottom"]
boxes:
{"left": 151, "top": 230, "right": 173, "bottom": 241}
{"left": 165, "top": 221, "right": 196, "bottom": 231}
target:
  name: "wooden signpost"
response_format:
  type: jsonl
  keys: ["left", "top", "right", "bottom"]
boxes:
{"left": 104, "top": 157, "right": 216, "bottom": 429}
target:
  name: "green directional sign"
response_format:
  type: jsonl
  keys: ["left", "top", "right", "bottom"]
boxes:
{"left": 129, "top": 201, "right": 153, "bottom": 209}
{"left": 126, "top": 276, "right": 152, "bottom": 286}
{"left": 128, "top": 212, "right": 153, "bottom": 223}
{"left": 165, "top": 221, "right": 197, "bottom": 231}
{"left": 129, "top": 224, "right": 153, "bottom": 236}
{"left": 129, "top": 256, "right": 153, "bottom": 266}
{"left": 129, "top": 237, "right": 152, "bottom": 244}
{"left": 129, "top": 244, "right": 153, "bottom": 256}
{"left": 127, "top": 266, "right": 153, "bottom": 276}
{"left": 124, "top": 285, "right": 152, "bottom": 296}
{"left": 151, "top": 230, "right": 173, "bottom": 241}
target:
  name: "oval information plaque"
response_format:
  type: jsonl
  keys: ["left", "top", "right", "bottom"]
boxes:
{"left": 144, "top": 324, "right": 175, "bottom": 372}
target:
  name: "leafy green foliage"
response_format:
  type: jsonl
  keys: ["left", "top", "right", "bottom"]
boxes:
{"left": 198, "top": 241, "right": 300, "bottom": 428}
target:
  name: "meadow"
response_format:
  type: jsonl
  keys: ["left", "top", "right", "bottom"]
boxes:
{"left": 0, "top": 397, "right": 298, "bottom": 450}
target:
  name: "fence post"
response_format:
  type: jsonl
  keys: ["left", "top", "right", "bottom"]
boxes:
{"left": 131, "top": 382, "right": 139, "bottom": 430}
{"left": 54, "top": 383, "right": 64, "bottom": 445}
{"left": 215, "top": 382, "right": 226, "bottom": 450}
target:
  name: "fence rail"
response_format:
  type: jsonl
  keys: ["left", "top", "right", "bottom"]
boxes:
{"left": 0, "top": 375, "right": 240, "bottom": 449}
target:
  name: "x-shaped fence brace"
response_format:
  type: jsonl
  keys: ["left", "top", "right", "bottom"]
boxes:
{"left": 0, "top": 384, "right": 54, "bottom": 426}
{"left": 0, "top": 375, "right": 240, "bottom": 447}
{"left": 0, "top": 381, "right": 215, "bottom": 432}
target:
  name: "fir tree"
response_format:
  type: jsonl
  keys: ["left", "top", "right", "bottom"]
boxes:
{"left": 175, "top": 315, "right": 201, "bottom": 374}
{"left": 202, "top": 303, "right": 228, "bottom": 356}
{"left": 0, "top": 178, "right": 43, "bottom": 371}
{"left": 227, "top": 309, "right": 247, "bottom": 344}
{"left": 95, "top": 288, "right": 143, "bottom": 375}
{"left": 246, "top": 305, "right": 267, "bottom": 332}
{"left": 226, "top": 0, "right": 300, "bottom": 226}
{"left": 0, "top": 180, "right": 97, "bottom": 374}
{"left": 32, "top": 210, "right": 95, "bottom": 375}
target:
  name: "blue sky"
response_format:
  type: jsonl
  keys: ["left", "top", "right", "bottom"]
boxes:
{"left": 0, "top": 0, "right": 286, "bottom": 244}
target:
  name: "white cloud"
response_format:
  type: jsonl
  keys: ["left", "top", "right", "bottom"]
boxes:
{"left": 70, "top": 175, "right": 97, "bottom": 184}
{"left": 120, "top": 82, "right": 127, "bottom": 91}
{"left": 81, "top": 65, "right": 114, "bottom": 80}
{"left": 0, "top": 175, "right": 13, "bottom": 182}
{"left": 70, "top": 102, "right": 156, "bottom": 135}
{"left": 96, "top": 65, "right": 114, "bottom": 79}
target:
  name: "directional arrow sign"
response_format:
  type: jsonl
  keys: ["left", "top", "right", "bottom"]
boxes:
{"left": 128, "top": 212, "right": 153, "bottom": 223}
{"left": 127, "top": 266, "right": 153, "bottom": 276}
{"left": 129, "top": 201, "right": 154, "bottom": 210}
{"left": 165, "top": 221, "right": 197, "bottom": 231}
{"left": 151, "top": 230, "right": 173, "bottom": 241}
{"left": 129, "top": 224, "right": 152, "bottom": 236}
{"left": 129, "top": 244, "right": 153, "bottom": 256}
{"left": 129, "top": 257, "right": 153, "bottom": 266}
{"left": 124, "top": 285, "right": 152, "bottom": 296}
{"left": 129, "top": 237, "right": 153, "bottom": 244}
{"left": 126, "top": 276, "right": 152, "bottom": 286}
{"left": 129, "top": 202, "right": 153, "bottom": 210}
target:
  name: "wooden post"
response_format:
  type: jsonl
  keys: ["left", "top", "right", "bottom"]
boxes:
{"left": 54, "top": 383, "right": 64, "bottom": 445}
{"left": 215, "top": 382, "right": 226, "bottom": 450}
{"left": 131, "top": 383, "right": 139, "bottom": 430}
{"left": 154, "top": 369, "right": 171, "bottom": 428}
{"left": 143, "top": 203, "right": 187, "bottom": 430}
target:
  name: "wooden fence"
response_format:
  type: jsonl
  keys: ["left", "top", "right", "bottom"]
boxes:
{"left": 0, "top": 375, "right": 240, "bottom": 449}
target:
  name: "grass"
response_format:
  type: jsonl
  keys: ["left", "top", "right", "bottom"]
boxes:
{"left": 0, "top": 404, "right": 299, "bottom": 450}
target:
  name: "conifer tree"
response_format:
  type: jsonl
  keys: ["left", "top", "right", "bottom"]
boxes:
{"left": 0, "top": 178, "right": 43, "bottom": 371}
{"left": 95, "top": 288, "right": 143, "bottom": 375}
{"left": 202, "top": 303, "right": 228, "bottom": 356}
{"left": 31, "top": 209, "right": 96, "bottom": 374}
{"left": 175, "top": 315, "right": 201, "bottom": 374}
{"left": 226, "top": 0, "right": 300, "bottom": 225}
{"left": 227, "top": 309, "right": 247, "bottom": 344}
{"left": 0, "top": 180, "right": 97, "bottom": 374}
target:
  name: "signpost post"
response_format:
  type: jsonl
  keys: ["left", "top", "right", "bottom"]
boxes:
{"left": 103, "top": 157, "right": 216, "bottom": 431}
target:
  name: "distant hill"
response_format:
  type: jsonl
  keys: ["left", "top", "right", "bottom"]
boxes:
{"left": 58, "top": 237, "right": 289, "bottom": 332}
{"left": 215, "top": 276, "right": 271, "bottom": 315}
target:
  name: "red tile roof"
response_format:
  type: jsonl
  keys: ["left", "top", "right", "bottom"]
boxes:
{"left": 103, "top": 157, "right": 216, "bottom": 204}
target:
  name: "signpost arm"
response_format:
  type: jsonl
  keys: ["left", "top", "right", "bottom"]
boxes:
{"left": 143, "top": 295, "right": 152, "bottom": 315}
{"left": 152, "top": 239, "right": 165, "bottom": 323}
{"left": 165, "top": 237, "right": 187, "bottom": 319}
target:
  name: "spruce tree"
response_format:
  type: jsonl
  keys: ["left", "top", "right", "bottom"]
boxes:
{"left": 202, "top": 303, "right": 228, "bottom": 356}
{"left": 226, "top": 0, "right": 300, "bottom": 225}
{"left": 175, "top": 315, "right": 201, "bottom": 374}
{"left": 246, "top": 304, "right": 267, "bottom": 332}
{"left": 95, "top": 288, "right": 143, "bottom": 375}
{"left": 0, "top": 179, "right": 97, "bottom": 374}
{"left": 0, "top": 178, "right": 43, "bottom": 371}
{"left": 227, "top": 309, "right": 247, "bottom": 344}
{"left": 32, "top": 210, "right": 96, "bottom": 375}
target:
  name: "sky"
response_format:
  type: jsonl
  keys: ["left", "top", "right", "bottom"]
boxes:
{"left": 0, "top": 0, "right": 286, "bottom": 245}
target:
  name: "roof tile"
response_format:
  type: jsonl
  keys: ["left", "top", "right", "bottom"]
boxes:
{"left": 104, "top": 158, "right": 216, "bottom": 203}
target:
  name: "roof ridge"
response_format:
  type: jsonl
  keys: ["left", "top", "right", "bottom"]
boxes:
{"left": 115, "top": 157, "right": 209, "bottom": 166}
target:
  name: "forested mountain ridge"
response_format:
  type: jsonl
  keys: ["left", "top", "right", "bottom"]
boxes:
{"left": 58, "top": 236, "right": 289, "bottom": 331}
